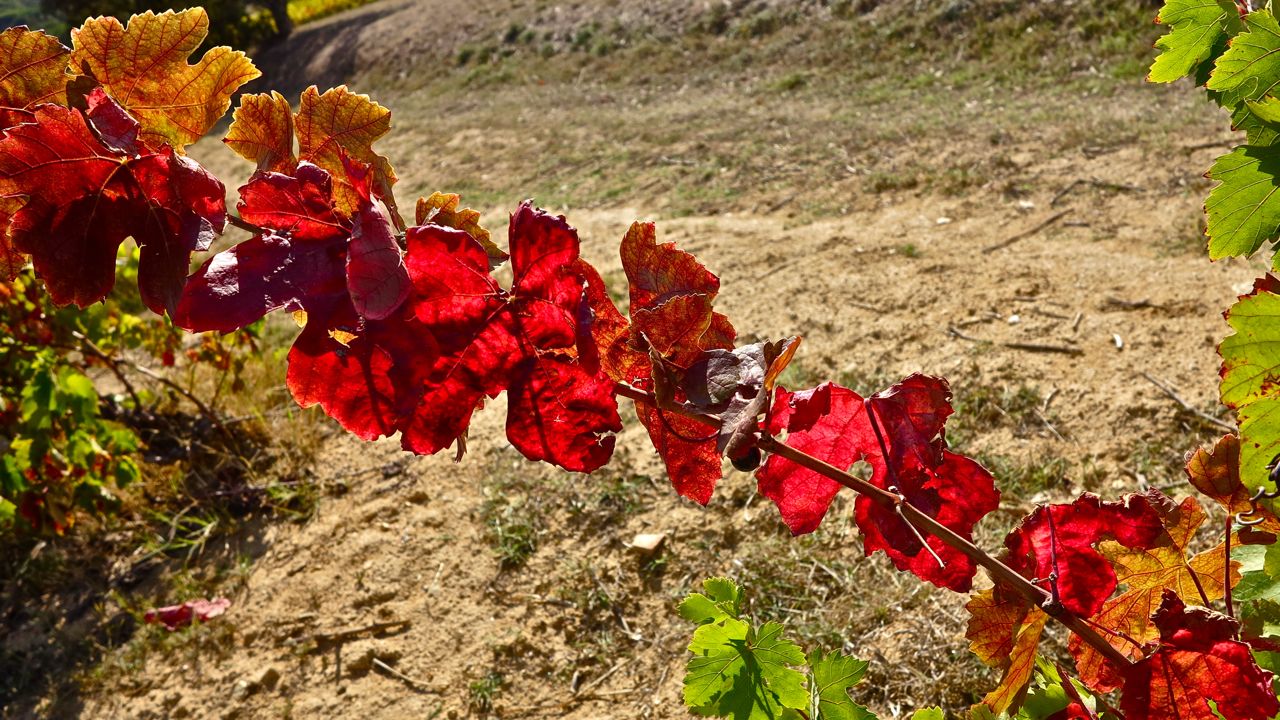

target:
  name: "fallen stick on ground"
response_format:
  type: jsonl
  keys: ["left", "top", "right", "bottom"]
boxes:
{"left": 1139, "top": 371, "right": 1234, "bottom": 432}
{"left": 982, "top": 210, "right": 1070, "bottom": 254}
{"left": 1050, "top": 178, "right": 1143, "bottom": 206}
{"left": 947, "top": 327, "right": 1085, "bottom": 356}
{"left": 373, "top": 658, "right": 443, "bottom": 693}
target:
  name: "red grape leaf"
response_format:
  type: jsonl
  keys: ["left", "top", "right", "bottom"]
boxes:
{"left": 757, "top": 375, "right": 998, "bottom": 591}
{"left": 574, "top": 222, "right": 737, "bottom": 501}
{"left": 635, "top": 398, "right": 722, "bottom": 503}
{"left": 620, "top": 221, "right": 733, "bottom": 358}
{"left": 1068, "top": 494, "right": 1239, "bottom": 692}
{"left": 403, "top": 203, "right": 620, "bottom": 472}
{"left": 1003, "top": 492, "right": 1165, "bottom": 618}
{"left": 237, "top": 162, "right": 347, "bottom": 242}
{"left": 757, "top": 383, "right": 866, "bottom": 533}
{"left": 223, "top": 91, "right": 297, "bottom": 173}
{"left": 577, "top": 259, "right": 636, "bottom": 380}
{"left": 178, "top": 158, "right": 432, "bottom": 446}
{"left": 855, "top": 449, "right": 999, "bottom": 592}
{"left": 864, "top": 373, "right": 952, "bottom": 476}
{"left": 0, "top": 195, "right": 25, "bottom": 280}
{"left": 69, "top": 9, "right": 259, "bottom": 151}
{"left": 143, "top": 597, "right": 231, "bottom": 631}
{"left": 175, "top": 163, "right": 348, "bottom": 332}
{"left": 296, "top": 85, "right": 399, "bottom": 222}
{"left": 1186, "top": 434, "right": 1280, "bottom": 532}
{"left": 0, "top": 26, "right": 68, "bottom": 129}
{"left": 344, "top": 161, "right": 409, "bottom": 320}
{"left": 287, "top": 296, "right": 437, "bottom": 441}
{"left": 1121, "top": 591, "right": 1279, "bottom": 720}
{"left": 81, "top": 86, "right": 140, "bottom": 154}
{"left": 0, "top": 101, "right": 225, "bottom": 315}
{"left": 965, "top": 587, "right": 1049, "bottom": 716}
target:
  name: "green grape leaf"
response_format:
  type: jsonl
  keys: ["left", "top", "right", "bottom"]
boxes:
{"left": 1240, "top": 597, "right": 1280, "bottom": 640}
{"left": 1233, "top": 544, "right": 1280, "bottom": 602}
{"left": 1219, "top": 284, "right": 1280, "bottom": 486}
{"left": 908, "top": 710, "right": 944, "bottom": 720}
{"left": 680, "top": 577, "right": 744, "bottom": 624}
{"left": 1206, "top": 145, "right": 1280, "bottom": 260}
{"left": 1247, "top": 96, "right": 1280, "bottom": 125}
{"left": 1240, "top": 95, "right": 1280, "bottom": 145}
{"left": 1204, "top": 11, "right": 1280, "bottom": 145}
{"left": 684, "top": 618, "right": 808, "bottom": 719}
{"left": 1150, "top": 0, "right": 1244, "bottom": 83}
{"left": 1234, "top": 100, "right": 1280, "bottom": 145}
{"left": 809, "top": 650, "right": 876, "bottom": 720}
{"left": 1209, "top": 11, "right": 1280, "bottom": 97}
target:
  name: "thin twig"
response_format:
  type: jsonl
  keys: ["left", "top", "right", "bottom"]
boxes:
{"left": 1034, "top": 409, "right": 1064, "bottom": 441}
{"left": 1183, "top": 139, "right": 1234, "bottom": 153}
{"left": 579, "top": 658, "right": 634, "bottom": 694}
{"left": 226, "top": 214, "right": 268, "bottom": 236}
{"left": 982, "top": 210, "right": 1070, "bottom": 254}
{"left": 1138, "top": 371, "right": 1234, "bottom": 432}
{"left": 1051, "top": 179, "right": 1142, "bottom": 207}
{"left": 1226, "top": 517, "right": 1235, "bottom": 621}
{"left": 1003, "top": 341, "right": 1084, "bottom": 356}
{"left": 372, "top": 658, "right": 442, "bottom": 693}
{"left": 947, "top": 327, "right": 1084, "bottom": 356}
{"left": 285, "top": 619, "right": 412, "bottom": 651}
{"left": 74, "top": 331, "right": 230, "bottom": 437}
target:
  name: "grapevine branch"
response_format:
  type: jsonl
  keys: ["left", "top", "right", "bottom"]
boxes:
{"left": 612, "top": 383, "right": 1134, "bottom": 669}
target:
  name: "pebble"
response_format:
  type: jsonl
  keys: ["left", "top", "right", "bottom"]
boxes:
{"left": 230, "top": 679, "right": 253, "bottom": 702}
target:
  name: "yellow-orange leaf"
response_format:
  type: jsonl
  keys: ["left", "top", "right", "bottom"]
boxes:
{"left": 224, "top": 91, "right": 296, "bottom": 172}
{"left": 415, "top": 191, "right": 503, "bottom": 262}
{"left": 0, "top": 27, "right": 68, "bottom": 128}
{"left": 965, "top": 587, "right": 1047, "bottom": 716}
{"left": 69, "top": 9, "right": 259, "bottom": 151}
{"left": 296, "top": 85, "right": 398, "bottom": 221}
{"left": 1069, "top": 494, "right": 1240, "bottom": 692}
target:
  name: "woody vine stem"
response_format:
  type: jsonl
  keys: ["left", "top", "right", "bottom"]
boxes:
{"left": 612, "top": 382, "right": 1134, "bottom": 669}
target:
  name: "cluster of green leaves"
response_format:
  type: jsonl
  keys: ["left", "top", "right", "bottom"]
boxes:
{"left": 1232, "top": 543, "right": 1280, "bottom": 682}
{"left": 680, "top": 577, "right": 880, "bottom": 720}
{"left": 679, "top": 577, "right": 1110, "bottom": 720}
{"left": 0, "top": 348, "right": 139, "bottom": 533}
{"left": 1150, "top": 0, "right": 1280, "bottom": 489}
{"left": 0, "top": 250, "right": 260, "bottom": 534}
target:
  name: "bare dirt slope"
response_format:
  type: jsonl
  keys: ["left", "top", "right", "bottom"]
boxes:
{"left": 32, "top": 0, "right": 1273, "bottom": 718}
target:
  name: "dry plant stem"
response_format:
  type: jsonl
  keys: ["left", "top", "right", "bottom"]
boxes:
{"left": 1226, "top": 516, "right": 1235, "bottom": 620}
{"left": 612, "top": 383, "right": 1134, "bottom": 669}
{"left": 227, "top": 213, "right": 268, "bottom": 236}
{"left": 72, "top": 331, "right": 233, "bottom": 443}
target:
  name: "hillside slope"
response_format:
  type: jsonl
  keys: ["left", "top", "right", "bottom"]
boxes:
{"left": 9, "top": 0, "right": 1260, "bottom": 717}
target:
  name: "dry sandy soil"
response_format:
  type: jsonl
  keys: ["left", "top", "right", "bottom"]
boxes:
{"left": 6, "top": 0, "right": 1271, "bottom": 718}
